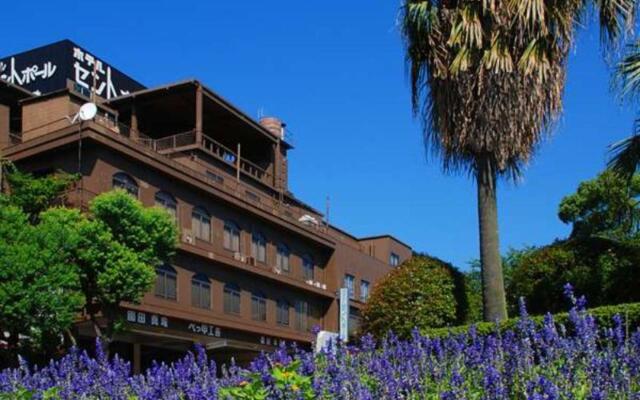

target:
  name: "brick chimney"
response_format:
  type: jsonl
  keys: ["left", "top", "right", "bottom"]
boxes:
{"left": 259, "top": 116, "right": 285, "bottom": 139}
{"left": 259, "top": 116, "right": 288, "bottom": 191}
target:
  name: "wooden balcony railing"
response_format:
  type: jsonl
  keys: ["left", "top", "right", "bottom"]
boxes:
{"left": 8, "top": 117, "right": 329, "bottom": 238}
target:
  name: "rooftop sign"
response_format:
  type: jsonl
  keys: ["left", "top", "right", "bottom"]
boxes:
{"left": 0, "top": 40, "right": 145, "bottom": 99}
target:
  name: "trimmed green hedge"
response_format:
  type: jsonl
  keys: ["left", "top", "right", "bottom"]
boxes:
{"left": 424, "top": 302, "right": 640, "bottom": 337}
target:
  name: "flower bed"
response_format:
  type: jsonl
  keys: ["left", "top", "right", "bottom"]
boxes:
{"left": 2, "top": 285, "right": 640, "bottom": 399}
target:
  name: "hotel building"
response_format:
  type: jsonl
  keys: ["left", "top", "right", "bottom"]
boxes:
{"left": 0, "top": 40, "right": 412, "bottom": 371}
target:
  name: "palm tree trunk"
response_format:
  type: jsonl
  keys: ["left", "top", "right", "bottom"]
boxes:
{"left": 476, "top": 156, "right": 508, "bottom": 322}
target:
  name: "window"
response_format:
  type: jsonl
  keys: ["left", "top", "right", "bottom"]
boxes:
{"left": 206, "top": 170, "right": 224, "bottom": 185}
{"left": 155, "top": 264, "right": 177, "bottom": 300}
{"left": 295, "top": 300, "right": 309, "bottom": 331}
{"left": 390, "top": 252, "right": 400, "bottom": 267}
{"left": 251, "top": 232, "right": 267, "bottom": 263}
{"left": 302, "top": 255, "right": 314, "bottom": 281}
{"left": 276, "top": 243, "right": 290, "bottom": 273}
{"left": 112, "top": 172, "right": 138, "bottom": 197}
{"left": 155, "top": 191, "right": 177, "bottom": 221}
{"left": 276, "top": 299, "right": 290, "bottom": 326}
{"left": 246, "top": 190, "right": 261, "bottom": 203}
{"left": 349, "top": 307, "right": 362, "bottom": 336}
{"left": 360, "top": 280, "right": 370, "bottom": 302}
{"left": 223, "top": 221, "right": 241, "bottom": 252}
{"left": 192, "top": 207, "right": 211, "bottom": 241}
{"left": 251, "top": 291, "right": 267, "bottom": 322}
{"left": 344, "top": 274, "right": 355, "bottom": 300}
{"left": 223, "top": 283, "right": 241, "bottom": 314}
{"left": 191, "top": 274, "right": 211, "bottom": 309}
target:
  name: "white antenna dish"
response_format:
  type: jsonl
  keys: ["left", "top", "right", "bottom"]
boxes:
{"left": 78, "top": 102, "right": 98, "bottom": 121}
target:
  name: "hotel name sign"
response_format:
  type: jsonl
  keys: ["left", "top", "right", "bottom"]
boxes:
{"left": 124, "top": 309, "right": 289, "bottom": 347}
{"left": 0, "top": 40, "right": 145, "bottom": 98}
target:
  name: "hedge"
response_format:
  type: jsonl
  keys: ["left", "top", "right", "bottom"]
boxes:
{"left": 424, "top": 302, "right": 640, "bottom": 337}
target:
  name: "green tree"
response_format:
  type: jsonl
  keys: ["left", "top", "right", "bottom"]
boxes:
{"left": 74, "top": 190, "right": 178, "bottom": 348}
{"left": 0, "top": 169, "right": 178, "bottom": 354}
{"left": 401, "top": 0, "right": 636, "bottom": 322}
{"left": 503, "top": 172, "right": 640, "bottom": 314}
{"left": 0, "top": 205, "right": 84, "bottom": 360}
{"left": 558, "top": 171, "right": 640, "bottom": 239}
{"left": 361, "top": 254, "right": 468, "bottom": 338}
{"left": 3, "top": 166, "right": 77, "bottom": 221}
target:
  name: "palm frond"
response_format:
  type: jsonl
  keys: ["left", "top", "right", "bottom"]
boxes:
{"left": 616, "top": 39, "right": 640, "bottom": 98}
{"left": 608, "top": 123, "right": 640, "bottom": 179}
{"left": 401, "top": 0, "right": 637, "bottom": 181}
{"left": 595, "top": 0, "right": 636, "bottom": 46}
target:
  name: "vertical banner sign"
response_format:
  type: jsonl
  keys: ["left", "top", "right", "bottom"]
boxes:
{"left": 339, "top": 287, "right": 349, "bottom": 342}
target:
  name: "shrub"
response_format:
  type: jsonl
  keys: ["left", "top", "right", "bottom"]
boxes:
{"left": 424, "top": 300, "right": 640, "bottom": 337}
{"left": 361, "top": 254, "right": 468, "bottom": 338}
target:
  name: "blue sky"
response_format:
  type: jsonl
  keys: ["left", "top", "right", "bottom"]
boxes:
{"left": 2, "top": 1, "right": 636, "bottom": 269}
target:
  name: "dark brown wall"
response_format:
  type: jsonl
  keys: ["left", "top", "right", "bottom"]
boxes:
{"left": 22, "top": 94, "right": 80, "bottom": 141}
{"left": 0, "top": 104, "right": 9, "bottom": 149}
{"left": 358, "top": 237, "right": 412, "bottom": 266}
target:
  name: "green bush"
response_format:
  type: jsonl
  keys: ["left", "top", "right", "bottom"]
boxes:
{"left": 361, "top": 254, "right": 468, "bottom": 338}
{"left": 424, "top": 301, "right": 640, "bottom": 337}
{"left": 505, "top": 243, "right": 576, "bottom": 315}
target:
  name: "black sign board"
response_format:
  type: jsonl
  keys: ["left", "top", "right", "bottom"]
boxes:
{"left": 0, "top": 40, "right": 145, "bottom": 99}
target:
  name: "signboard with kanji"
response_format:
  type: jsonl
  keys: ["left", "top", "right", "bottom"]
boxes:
{"left": 0, "top": 40, "right": 145, "bottom": 98}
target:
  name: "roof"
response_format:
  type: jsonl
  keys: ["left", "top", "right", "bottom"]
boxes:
{"left": 357, "top": 234, "right": 413, "bottom": 250}
{"left": 106, "top": 79, "right": 293, "bottom": 149}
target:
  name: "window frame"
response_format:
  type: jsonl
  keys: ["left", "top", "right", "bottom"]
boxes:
{"left": 155, "top": 264, "right": 177, "bottom": 301}
{"left": 191, "top": 273, "right": 211, "bottom": 309}
{"left": 276, "top": 243, "right": 290, "bottom": 273}
{"left": 112, "top": 172, "right": 139, "bottom": 198}
{"left": 276, "top": 299, "right": 290, "bottom": 326}
{"left": 155, "top": 191, "right": 178, "bottom": 221}
{"left": 294, "top": 299, "right": 309, "bottom": 332}
{"left": 192, "top": 206, "right": 211, "bottom": 242}
{"left": 251, "top": 232, "right": 267, "bottom": 264}
{"left": 223, "top": 221, "right": 241, "bottom": 252}
{"left": 344, "top": 274, "right": 355, "bottom": 300}
{"left": 251, "top": 291, "right": 267, "bottom": 322}
{"left": 302, "top": 254, "right": 314, "bottom": 281}
{"left": 223, "top": 283, "right": 241, "bottom": 315}
{"left": 360, "top": 280, "right": 370, "bottom": 302}
{"left": 390, "top": 252, "right": 400, "bottom": 267}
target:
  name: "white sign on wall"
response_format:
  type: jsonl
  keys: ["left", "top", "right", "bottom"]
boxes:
{"left": 339, "top": 287, "right": 349, "bottom": 342}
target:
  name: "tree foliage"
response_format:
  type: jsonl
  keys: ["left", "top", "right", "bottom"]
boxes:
{"left": 3, "top": 167, "right": 78, "bottom": 220}
{"left": 0, "top": 206, "right": 84, "bottom": 357}
{"left": 558, "top": 170, "right": 640, "bottom": 239}
{"left": 78, "top": 191, "right": 178, "bottom": 343}
{"left": 499, "top": 171, "right": 640, "bottom": 314}
{"left": 0, "top": 169, "right": 178, "bottom": 359}
{"left": 362, "top": 254, "right": 468, "bottom": 338}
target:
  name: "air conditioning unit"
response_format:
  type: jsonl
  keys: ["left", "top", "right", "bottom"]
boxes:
{"left": 182, "top": 231, "right": 194, "bottom": 244}
{"left": 298, "top": 214, "right": 319, "bottom": 226}
{"left": 321, "top": 284, "right": 327, "bottom": 290}
{"left": 314, "top": 282, "right": 321, "bottom": 288}
{"left": 305, "top": 280, "right": 314, "bottom": 285}
{"left": 233, "top": 252, "right": 246, "bottom": 263}
{"left": 273, "top": 267, "right": 282, "bottom": 274}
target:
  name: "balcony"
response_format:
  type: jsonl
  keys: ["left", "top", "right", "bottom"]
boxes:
{"left": 4, "top": 111, "right": 331, "bottom": 247}
{"left": 151, "top": 131, "right": 273, "bottom": 187}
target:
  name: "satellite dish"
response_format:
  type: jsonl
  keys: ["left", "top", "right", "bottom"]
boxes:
{"left": 78, "top": 103, "right": 97, "bottom": 121}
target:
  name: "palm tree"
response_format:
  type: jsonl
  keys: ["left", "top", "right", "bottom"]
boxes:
{"left": 609, "top": 41, "right": 640, "bottom": 178}
{"left": 402, "top": 0, "right": 636, "bottom": 321}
